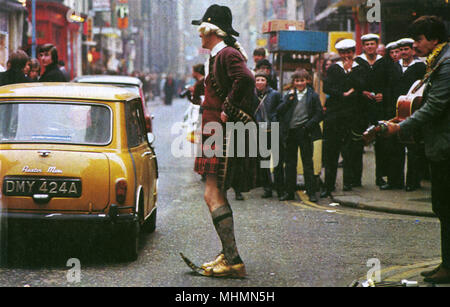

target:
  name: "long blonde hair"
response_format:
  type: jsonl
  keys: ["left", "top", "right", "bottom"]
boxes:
{"left": 198, "top": 22, "right": 248, "bottom": 61}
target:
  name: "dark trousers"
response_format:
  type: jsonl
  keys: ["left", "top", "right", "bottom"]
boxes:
{"left": 406, "top": 143, "right": 426, "bottom": 188}
{"left": 323, "top": 119, "right": 364, "bottom": 191}
{"left": 375, "top": 137, "right": 390, "bottom": 182}
{"left": 260, "top": 132, "right": 285, "bottom": 195}
{"left": 430, "top": 158, "right": 450, "bottom": 268}
{"left": 285, "top": 126, "right": 315, "bottom": 195}
{"left": 385, "top": 136, "right": 406, "bottom": 186}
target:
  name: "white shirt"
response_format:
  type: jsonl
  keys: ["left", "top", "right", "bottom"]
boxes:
{"left": 296, "top": 87, "right": 307, "bottom": 101}
{"left": 358, "top": 53, "right": 382, "bottom": 66}
{"left": 399, "top": 58, "right": 418, "bottom": 73}
{"left": 336, "top": 60, "right": 359, "bottom": 74}
{"left": 204, "top": 41, "right": 227, "bottom": 77}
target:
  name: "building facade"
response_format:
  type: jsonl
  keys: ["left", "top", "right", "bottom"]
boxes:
{"left": 0, "top": 0, "right": 27, "bottom": 69}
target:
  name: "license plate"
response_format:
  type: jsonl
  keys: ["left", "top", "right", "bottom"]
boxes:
{"left": 3, "top": 177, "right": 82, "bottom": 198}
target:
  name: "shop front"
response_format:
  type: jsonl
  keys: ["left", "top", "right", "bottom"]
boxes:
{"left": 0, "top": 0, "right": 27, "bottom": 70}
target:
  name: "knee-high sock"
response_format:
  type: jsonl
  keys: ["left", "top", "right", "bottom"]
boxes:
{"left": 211, "top": 204, "right": 243, "bottom": 265}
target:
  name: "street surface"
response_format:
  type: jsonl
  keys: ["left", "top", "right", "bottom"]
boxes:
{"left": 0, "top": 97, "right": 442, "bottom": 287}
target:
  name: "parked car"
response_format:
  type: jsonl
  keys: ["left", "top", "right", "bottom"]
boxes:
{"left": 0, "top": 83, "right": 158, "bottom": 261}
{"left": 73, "top": 75, "right": 153, "bottom": 132}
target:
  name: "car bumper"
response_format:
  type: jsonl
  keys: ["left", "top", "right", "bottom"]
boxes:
{"left": 0, "top": 205, "right": 137, "bottom": 231}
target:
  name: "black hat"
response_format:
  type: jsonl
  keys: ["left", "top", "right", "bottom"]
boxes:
{"left": 192, "top": 4, "right": 239, "bottom": 37}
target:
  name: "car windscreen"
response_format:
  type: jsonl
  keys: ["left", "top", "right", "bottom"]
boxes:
{"left": 0, "top": 103, "right": 112, "bottom": 145}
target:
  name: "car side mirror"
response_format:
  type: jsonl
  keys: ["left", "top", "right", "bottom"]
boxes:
{"left": 147, "top": 132, "right": 155, "bottom": 145}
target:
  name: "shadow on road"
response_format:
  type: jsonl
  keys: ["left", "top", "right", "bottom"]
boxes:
{"left": 0, "top": 225, "right": 157, "bottom": 269}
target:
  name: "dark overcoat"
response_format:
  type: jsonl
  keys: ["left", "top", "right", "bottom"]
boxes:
{"left": 39, "top": 63, "right": 68, "bottom": 82}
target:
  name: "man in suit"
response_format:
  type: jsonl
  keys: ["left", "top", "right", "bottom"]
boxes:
{"left": 383, "top": 16, "right": 450, "bottom": 284}
{"left": 191, "top": 4, "right": 257, "bottom": 278}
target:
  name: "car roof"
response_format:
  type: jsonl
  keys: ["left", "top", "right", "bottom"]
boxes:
{"left": 73, "top": 75, "right": 143, "bottom": 87}
{"left": 0, "top": 83, "right": 139, "bottom": 102}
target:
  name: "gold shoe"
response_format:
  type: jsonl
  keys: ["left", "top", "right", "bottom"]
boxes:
{"left": 204, "top": 259, "right": 246, "bottom": 278}
{"left": 201, "top": 253, "right": 225, "bottom": 270}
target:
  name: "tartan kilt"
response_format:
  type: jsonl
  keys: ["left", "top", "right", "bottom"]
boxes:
{"left": 194, "top": 155, "right": 221, "bottom": 175}
{"left": 194, "top": 129, "right": 261, "bottom": 193}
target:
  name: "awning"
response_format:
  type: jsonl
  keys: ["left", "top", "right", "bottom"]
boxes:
{"left": 0, "top": 0, "right": 27, "bottom": 12}
{"left": 314, "top": 6, "right": 338, "bottom": 23}
{"left": 312, "top": 0, "right": 366, "bottom": 23}
{"left": 334, "top": 0, "right": 366, "bottom": 7}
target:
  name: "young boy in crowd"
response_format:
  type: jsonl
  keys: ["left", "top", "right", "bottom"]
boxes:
{"left": 277, "top": 69, "right": 323, "bottom": 202}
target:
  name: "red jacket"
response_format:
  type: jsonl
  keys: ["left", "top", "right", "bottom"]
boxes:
{"left": 201, "top": 46, "right": 255, "bottom": 129}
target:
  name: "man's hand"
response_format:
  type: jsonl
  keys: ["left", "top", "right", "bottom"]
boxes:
{"left": 343, "top": 59, "right": 353, "bottom": 72}
{"left": 374, "top": 93, "right": 383, "bottom": 103}
{"left": 363, "top": 91, "right": 375, "bottom": 100}
{"left": 382, "top": 121, "right": 401, "bottom": 137}
{"left": 343, "top": 88, "right": 355, "bottom": 97}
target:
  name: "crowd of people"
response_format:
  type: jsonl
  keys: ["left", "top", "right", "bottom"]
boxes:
{"left": 184, "top": 11, "right": 449, "bottom": 280}
{"left": 184, "top": 21, "right": 442, "bottom": 204}
{"left": 0, "top": 44, "right": 190, "bottom": 109}
{"left": 0, "top": 44, "right": 70, "bottom": 86}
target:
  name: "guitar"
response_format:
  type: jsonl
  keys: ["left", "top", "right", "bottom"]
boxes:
{"left": 362, "top": 79, "right": 425, "bottom": 145}
{"left": 395, "top": 79, "right": 425, "bottom": 144}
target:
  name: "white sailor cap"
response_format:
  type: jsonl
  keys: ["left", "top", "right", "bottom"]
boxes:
{"left": 386, "top": 41, "right": 399, "bottom": 50}
{"left": 396, "top": 38, "right": 415, "bottom": 47}
{"left": 335, "top": 39, "right": 356, "bottom": 51}
{"left": 361, "top": 33, "right": 380, "bottom": 42}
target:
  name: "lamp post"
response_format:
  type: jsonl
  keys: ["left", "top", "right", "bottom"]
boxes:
{"left": 31, "top": 0, "right": 36, "bottom": 58}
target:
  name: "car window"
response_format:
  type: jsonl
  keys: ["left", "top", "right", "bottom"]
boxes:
{"left": 0, "top": 103, "right": 111, "bottom": 145}
{"left": 125, "top": 99, "right": 146, "bottom": 148}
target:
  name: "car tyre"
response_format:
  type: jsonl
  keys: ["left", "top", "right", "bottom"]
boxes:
{"left": 142, "top": 207, "right": 157, "bottom": 233}
{"left": 117, "top": 219, "right": 140, "bottom": 262}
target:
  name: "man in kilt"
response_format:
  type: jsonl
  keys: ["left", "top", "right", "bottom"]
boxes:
{"left": 191, "top": 4, "right": 259, "bottom": 277}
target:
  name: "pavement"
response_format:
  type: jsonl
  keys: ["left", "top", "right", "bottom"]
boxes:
{"left": 322, "top": 145, "right": 434, "bottom": 218}
{"left": 313, "top": 146, "right": 446, "bottom": 287}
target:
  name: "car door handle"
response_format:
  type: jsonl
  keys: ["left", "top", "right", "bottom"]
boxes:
{"left": 142, "top": 151, "right": 156, "bottom": 159}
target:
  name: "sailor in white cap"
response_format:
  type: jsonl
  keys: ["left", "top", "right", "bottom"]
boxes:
{"left": 321, "top": 38, "right": 366, "bottom": 197}
{"left": 389, "top": 38, "right": 426, "bottom": 192}
{"left": 334, "top": 39, "right": 357, "bottom": 72}
{"left": 361, "top": 33, "right": 380, "bottom": 42}
{"left": 396, "top": 38, "right": 422, "bottom": 72}
{"left": 356, "top": 33, "right": 391, "bottom": 188}
{"left": 386, "top": 41, "right": 400, "bottom": 62}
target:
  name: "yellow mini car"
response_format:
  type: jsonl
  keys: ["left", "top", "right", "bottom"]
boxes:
{"left": 0, "top": 83, "right": 158, "bottom": 261}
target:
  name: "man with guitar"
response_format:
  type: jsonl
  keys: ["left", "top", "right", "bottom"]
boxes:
{"left": 382, "top": 16, "right": 450, "bottom": 284}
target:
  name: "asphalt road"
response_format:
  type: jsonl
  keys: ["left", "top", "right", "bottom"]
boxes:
{"left": 0, "top": 97, "right": 442, "bottom": 287}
